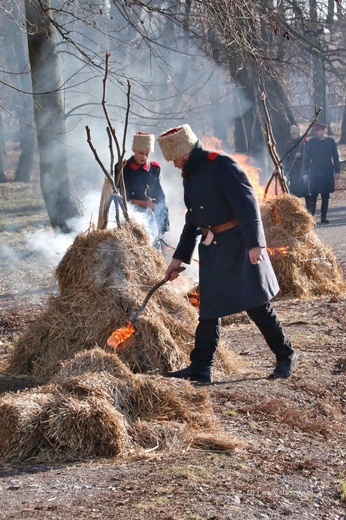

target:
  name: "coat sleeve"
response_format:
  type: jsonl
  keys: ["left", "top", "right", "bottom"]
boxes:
{"left": 332, "top": 139, "right": 340, "bottom": 174}
{"left": 173, "top": 218, "right": 198, "bottom": 263}
{"left": 152, "top": 176, "right": 170, "bottom": 234}
{"left": 215, "top": 157, "right": 267, "bottom": 249}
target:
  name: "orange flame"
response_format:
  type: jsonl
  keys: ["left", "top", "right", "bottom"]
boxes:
{"left": 107, "top": 322, "right": 136, "bottom": 348}
{"left": 188, "top": 289, "right": 200, "bottom": 308}
{"left": 267, "top": 246, "right": 289, "bottom": 256}
{"left": 202, "top": 137, "right": 264, "bottom": 199}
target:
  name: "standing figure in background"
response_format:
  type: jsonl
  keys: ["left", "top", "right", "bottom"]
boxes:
{"left": 304, "top": 123, "right": 340, "bottom": 224}
{"left": 98, "top": 132, "right": 169, "bottom": 246}
{"left": 157, "top": 124, "right": 297, "bottom": 384}
{"left": 284, "top": 125, "right": 310, "bottom": 207}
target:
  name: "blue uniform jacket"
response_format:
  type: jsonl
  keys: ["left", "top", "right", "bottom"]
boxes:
{"left": 173, "top": 142, "right": 279, "bottom": 319}
{"left": 123, "top": 157, "right": 170, "bottom": 234}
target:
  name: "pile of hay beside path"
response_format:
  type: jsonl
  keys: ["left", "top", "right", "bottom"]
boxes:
{"left": 262, "top": 194, "right": 346, "bottom": 298}
{"left": 0, "top": 348, "right": 244, "bottom": 463}
{"left": 0, "top": 222, "right": 243, "bottom": 463}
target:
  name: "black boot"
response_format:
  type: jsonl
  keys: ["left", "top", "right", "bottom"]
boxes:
{"left": 306, "top": 194, "right": 317, "bottom": 216}
{"left": 247, "top": 302, "right": 296, "bottom": 378}
{"left": 268, "top": 352, "right": 298, "bottom": 379}
{"left": 166, "top": 364, "right": 211, "bottom": 383}
{"left": 166, "top": 318, "right": 219, "bottom": 384}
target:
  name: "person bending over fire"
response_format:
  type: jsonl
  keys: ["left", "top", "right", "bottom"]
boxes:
{"left": 157, "top": 124, "right": 297, "bottom": 383}
{"left": 98, "top": 132, "right": 169, "bottom": 248}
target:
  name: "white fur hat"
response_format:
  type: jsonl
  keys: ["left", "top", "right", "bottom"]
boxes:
{"left": 132, "top": 132, "right": 155, "bottom": 153}
{"left": 290, "top": 125, "right": 301, "bottom": 136}
{"left": 157, "top": 124, "right": 198, "bottom": 161}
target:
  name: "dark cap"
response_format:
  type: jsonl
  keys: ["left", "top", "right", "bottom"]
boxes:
{"left": 315, "top": 123, "right": 327, "bottom": 131}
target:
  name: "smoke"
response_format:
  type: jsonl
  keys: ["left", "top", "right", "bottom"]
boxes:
{"left": 0, "top": 5, "right": 256, "bottom": 303}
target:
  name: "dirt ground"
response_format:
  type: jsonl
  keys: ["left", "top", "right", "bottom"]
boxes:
{"left": 0, "top": 178, "right": 345, "bottom": 519}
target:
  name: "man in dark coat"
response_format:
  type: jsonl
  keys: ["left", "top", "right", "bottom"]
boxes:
{"left": 284, "top": 125, "right": 310, "bottom": 206}
{"left": 304, "top": 123, "right": 340, "bottom": 224}
{"left": 98, "top": 132, "right": 169, "bottom": 245}
{"left": 157, "top": 124, "right": 297, "bottom": 383}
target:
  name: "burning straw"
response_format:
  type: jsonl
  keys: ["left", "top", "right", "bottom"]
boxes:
{"left": 5, "top": 221, "right": 237, "bottom": 380}
{"left": 261, "top": 194, "right": 346, "bottom": 298}
{"left": 0, "top": 223, "right": 243, "bottom": 463}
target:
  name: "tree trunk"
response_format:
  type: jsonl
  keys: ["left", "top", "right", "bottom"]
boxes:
{"left": 0, "top": 114, "right": 7, "bottom": 183}
{"left": 12, "top": 21, "right": 36, "bottom": 183}
{"left": 339, "top": 103, "right": 346, "bottom": 144}
{"left": 25, "top": 0, "right": 82, "bottom": 232}
{"left": 232, "top": 68, "right": 265, "bottom": 159}
{"left": 3, "top": 6, "right": 36, "bottom": 183}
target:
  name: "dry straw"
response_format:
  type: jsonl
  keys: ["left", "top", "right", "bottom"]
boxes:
{"left": 4, "top": 197, "right": 340, "bottom": 464}
{"left": 0, "top": 223, "right": 242, "bottom": 463}
{"left": 6, "top": 223, "right": 237, "bottom": 379}
{"left": 261, "top": 194, "right": 346, "bottom": 298}
{"left": 0, "top": 349, "right": 241, "bottom": 462}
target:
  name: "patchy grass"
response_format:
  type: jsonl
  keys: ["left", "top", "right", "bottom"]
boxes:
{"left": 0, "top": 182, "right": 49, "bottom": 231}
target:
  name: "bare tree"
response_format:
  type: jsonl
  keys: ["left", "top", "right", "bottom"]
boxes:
{"left": 2, "top": 0, "right": 346, "bottom": 219}
{"left": 25, "top": 0, "right": 82, "bottom": 232}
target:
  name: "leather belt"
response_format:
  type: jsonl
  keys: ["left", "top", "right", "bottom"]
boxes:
{"left": 130, "top": 199, "right": 156, "bottom": 210}
{"left": 202, "top": 219, "right": 239, "bottom": 236}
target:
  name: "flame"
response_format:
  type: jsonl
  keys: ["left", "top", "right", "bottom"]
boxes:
{"left": 203, "top": 136, "right": 224, "bottom": 151}
{"left": 107, "top": 322, "right": 136, "bottom": 348}
{"left": 267, "top": 246, "right": 289, "bottom": 256}
{"left": 202, "top": 137, "right": 264, "bottom": 199}
{"left": 234, "top": 153, "right": 264, "bottom": 200}
{"left": 188, "top": 289, "right": 200, "bottom": 308}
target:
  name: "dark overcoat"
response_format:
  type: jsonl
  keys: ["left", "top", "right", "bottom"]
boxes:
{"left": 122, "top": 157, "right": 170, "bottom": 234}
{"left": 173, "top": 142, "right": 279, "bottom": 319}
{"left": 304, "top": 136, "right": 340, "bottom": 195}
{"left": 284, "top": 137, "right": 310, "bottom": 198}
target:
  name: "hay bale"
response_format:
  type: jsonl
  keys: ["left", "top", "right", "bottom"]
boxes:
{"left": 0, "top": 391, "right": 53, "bottom": 461}
{"left": 130, "top": 419, "right": 190, "bottom": 451}
{"left": 129, "top": 376, "right": 217, "bottom": 428}
{"left": 0, "top": 368, "right": 242, "bottom": 463}
{"left": 6, "top": 223, "right": 199, "bottom": 379}
{"left": 40, "top": 393, "right": 132, "bottom": 462}
{"left": 261, "top": 194, "right": 346, "bottom": 297}
{"left": 58, "top": 347, "right": 134, "bottom": 381}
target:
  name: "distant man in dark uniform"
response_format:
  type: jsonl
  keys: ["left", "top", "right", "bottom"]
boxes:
{"left": 304, "top": 123, "right": 340, "bottom": 224}
{"left": 98, "top": 132, "right": 169, "bottom": 245}
{"left": 157, "top": 124, "right": 297, "bottom": 383}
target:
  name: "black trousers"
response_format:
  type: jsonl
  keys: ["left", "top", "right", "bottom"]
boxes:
{"left": 306, "top": 193, "right": 330, "bottom": 219}
{"left": 190, "top": 302, "right": 294, "bottom": 368}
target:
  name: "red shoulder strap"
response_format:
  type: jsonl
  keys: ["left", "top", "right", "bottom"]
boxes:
{"left": 150, "top": 160, "right": 161, "bottom": 168}
{"left": 207, "top": 152, "right": 219, "bottom": 160}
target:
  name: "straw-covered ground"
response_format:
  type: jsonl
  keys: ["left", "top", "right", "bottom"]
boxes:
{"left": 0, "top": 176, "right": 345, "bottom": 519}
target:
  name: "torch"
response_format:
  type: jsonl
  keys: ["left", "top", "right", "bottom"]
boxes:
{"left": 107, "top": 266, "right": 186, "bottom": 348}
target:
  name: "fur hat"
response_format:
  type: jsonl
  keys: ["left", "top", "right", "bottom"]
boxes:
{"left": 132, "top": 132, "right": 155, "bottom": 153}
{"left": 315, "top": 123, "right": 327, "bottom": 131}
{"left": 290, "top": 125, "right": 301, "bottom": 136}
{"left": 157, "top": 124, "right": 198, "bottom": 161}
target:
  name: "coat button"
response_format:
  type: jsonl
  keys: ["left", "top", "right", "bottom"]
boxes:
{"left": 189, "top": 208, "right": 192, "bottom": 212}
{"left": 213, "top": 241, "right": 217, "bottom": 244}
{"left": 200, "top": 206, "right": 204, "bottom": 209}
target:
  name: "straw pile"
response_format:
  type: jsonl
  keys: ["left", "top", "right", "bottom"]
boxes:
{"left": 0, "top": 222, "right": 243, "bottom": 462}
{"left": 0, "top": 347, "right": 244, "bottom": 463}
{"left": 5, "top": 222, "right": 237, "bottom": 380}
{"left": 261, "top": 194, "right": 346, "bottom": 298}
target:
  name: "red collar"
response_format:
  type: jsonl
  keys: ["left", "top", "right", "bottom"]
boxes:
{"left": 128, "top": 157, "right": 150, "bottom": 171}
